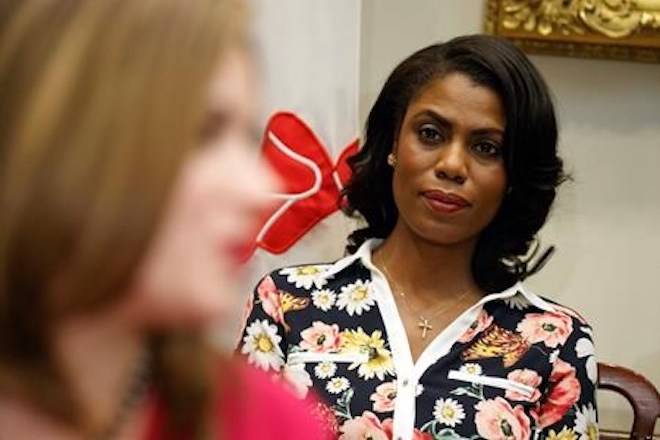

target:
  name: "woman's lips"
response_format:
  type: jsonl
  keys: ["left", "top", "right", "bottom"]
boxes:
{"left": 422, "top": 190, "right": 471, "bottom": 214}
{"left": 222, "top": 238, "right": 253, "bottom": 266}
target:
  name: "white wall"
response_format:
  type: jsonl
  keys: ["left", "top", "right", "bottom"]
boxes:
{"left": 360, "top": 0, "right": 660, "bottom": 433}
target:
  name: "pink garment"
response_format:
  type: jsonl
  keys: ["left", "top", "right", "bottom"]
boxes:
{"left": 144, "top": 365, "right": 330, "bottom": 439}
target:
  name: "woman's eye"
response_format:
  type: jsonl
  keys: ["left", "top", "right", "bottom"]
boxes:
{"left": 473, "top": 141, "right": 502, "bottom": 158}
{"left": 418, "top": 124, "right": 443, "bottom": 143}
{"left": 198, "top": 110, "right": 229, "bottom": 145}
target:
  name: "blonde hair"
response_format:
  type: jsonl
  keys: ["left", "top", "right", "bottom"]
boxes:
{"left": 0, "top": 0, "right": 246, "bottom": 435}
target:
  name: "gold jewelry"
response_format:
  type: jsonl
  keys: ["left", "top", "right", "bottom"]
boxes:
{"left": 377, "top": 254, "right": 470, "bottom": 339}
{"left": 387, "top": 153, "right": 397, "bottom": 167}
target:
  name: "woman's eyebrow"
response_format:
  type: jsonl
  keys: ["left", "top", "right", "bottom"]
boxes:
{"left": 412, "top": 109, "right": 452, "bottom": 129}
{"left": 471, "top": 127, "right": 504, "bottom": 138}
{"left": 413, "top": 109, "right": 504, "bottom": 137}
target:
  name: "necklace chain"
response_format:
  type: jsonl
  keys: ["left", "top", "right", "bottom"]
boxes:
{"left": 94, "top": 347, "right": 151, "bottom": 440}
{"left": 377, "top": 253, "right": 471, "bottom": 339}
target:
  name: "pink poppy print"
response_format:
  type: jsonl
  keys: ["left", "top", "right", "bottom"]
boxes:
{"left": 517, "top": 312, "right": 573, "bottom": 348}
{"left": 370, "top": 381, "right": 397, "bottom": 413}
{"left": 458, "top": 309, "right": 494, "bottom": 343}
{"left": 339, "top": 411, "right": 390, "bottom": 440}
{"left": 300, "top": 321, "right": 343, "bottom": 353}
{"left": 506, "top": 369, "right": 542, "bottom": 402}
{"left": 536, "top": 358, "right": 581, "bottom": 428}
{"left": 257, "top": 275, "right": 285, "bottom": 325}
{"left": 475, "top": 397, "right": 531, "bottom": 440}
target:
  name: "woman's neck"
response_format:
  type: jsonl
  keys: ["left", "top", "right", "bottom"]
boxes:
{"left": 375, "top": 220, "right": 481, "bottom": 305}
{"left": 0, "top": 306, "right": 149, "bottom": 439}
{"left": 52, "top": 307, "right": 148, "bottom": 436}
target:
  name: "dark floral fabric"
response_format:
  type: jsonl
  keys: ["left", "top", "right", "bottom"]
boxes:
{"left": 237, "top": 240, "right": 597, "bottom": 440}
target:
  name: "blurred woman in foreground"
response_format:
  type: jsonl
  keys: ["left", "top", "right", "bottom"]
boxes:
{"left": 0, "top": 0, "right": 326, "bottom": 438}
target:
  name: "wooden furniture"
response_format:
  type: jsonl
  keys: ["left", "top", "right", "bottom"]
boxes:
{"left": 598, "top": 362, "right": 660, "bottom": 439}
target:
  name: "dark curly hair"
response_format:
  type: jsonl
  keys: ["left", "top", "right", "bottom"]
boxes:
{"left": 343, "top": 35, "right": 566, "bottom": 293}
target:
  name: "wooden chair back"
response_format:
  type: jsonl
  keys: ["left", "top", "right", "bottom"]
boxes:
{"left": 598, "top": 362, "right": 660, "bottom": 440}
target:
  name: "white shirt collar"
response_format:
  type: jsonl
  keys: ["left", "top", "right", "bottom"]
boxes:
{"left": 321, "top": 238, "right": 556, "bottom": 313}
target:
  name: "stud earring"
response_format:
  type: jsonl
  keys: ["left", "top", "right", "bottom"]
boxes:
{"left": 387, "top": 153, "right": 397, "bottom": 167}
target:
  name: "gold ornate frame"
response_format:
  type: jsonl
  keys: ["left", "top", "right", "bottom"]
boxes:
{"left": 485, "top": 0, "right": 660, "bottom": 63}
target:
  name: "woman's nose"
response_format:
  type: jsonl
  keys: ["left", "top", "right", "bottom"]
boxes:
{"left": 433, "top": 140, "right": 467, "bottom": 185}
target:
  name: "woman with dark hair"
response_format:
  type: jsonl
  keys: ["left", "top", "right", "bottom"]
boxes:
{"left": 240, "top": 35, "right": 597, "bottom": 439}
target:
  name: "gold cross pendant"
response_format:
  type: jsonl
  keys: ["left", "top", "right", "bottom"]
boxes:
{"left": 417, "top": 318, "right": 432, "bottom": 339}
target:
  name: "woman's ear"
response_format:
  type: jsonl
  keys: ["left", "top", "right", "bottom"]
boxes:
{"left": 387, "top": 152, "right": 397, "bottom": 167}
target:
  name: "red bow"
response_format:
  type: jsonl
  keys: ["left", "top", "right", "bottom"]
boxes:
{"left": 243, "top": 111, "right": 358, "bottom": 259}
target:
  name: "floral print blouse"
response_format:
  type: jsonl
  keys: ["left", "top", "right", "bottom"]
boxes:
{"left": 238, "top": 239, "right": 598, "bottom": 440}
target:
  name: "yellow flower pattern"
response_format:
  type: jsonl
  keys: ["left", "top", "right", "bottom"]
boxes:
{"left": 547, "top": 427, "right": 578, "bottom": 440}
{"left": 341, "top": 328, "right": 395, "bottom": 380}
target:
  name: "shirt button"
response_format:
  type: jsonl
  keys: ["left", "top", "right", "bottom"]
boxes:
{"left": 402, "top": 379, "right": 409, "bottom": 387}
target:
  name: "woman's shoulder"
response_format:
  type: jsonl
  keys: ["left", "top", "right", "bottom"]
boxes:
{"left": 541, "top": 296, "right": 596, "bottom": 352}
{"left": 542, "top": 296, "right": 592, "bottom": 327}
{"left": 514, "top": 288, "right": 596, "bottom": 353}
{"left": 498, "top": 285, "right": 596, "bottom": 348}
{"left": 510, "top": 285, "right": 593, "bottom": 326}
{"left": 219, "top": 364, "right": 331, "bottom": 439}
{"left": 256, "top": 252, "right": 368, "bottom": 294}
{"left": 260, "top": 261, "right": 338, "bottom": 290}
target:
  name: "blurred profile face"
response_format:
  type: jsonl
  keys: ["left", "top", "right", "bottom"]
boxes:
{"left": 124, "top": 48, "right": 277, "bottom": 328}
